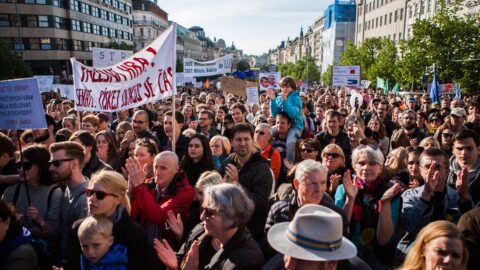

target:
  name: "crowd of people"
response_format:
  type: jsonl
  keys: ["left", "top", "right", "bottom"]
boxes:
{"left": 1, "top": 76, "right": 479, "bottom": 270}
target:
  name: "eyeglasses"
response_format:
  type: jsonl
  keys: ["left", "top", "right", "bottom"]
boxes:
{"left": 133, "top": 120, "right": 147, "bottom": 124}
{"left": 442, "top": 133, "right": 453, "bottom": 138}
{"left": 16, "top": 161, "right": 33, "bottom": 170}
{"left": 211, "top": 144, "right": 222, "bottom": 148}
{"left": 255, "top": 130, "right": 266, "bottom": 136}
{"left": 301, "top": 148, "right": 315, "bottom": 153}
{"left": 85, "top": 189, "right": 117, "bottom": 200}
{"left": 202, "top": 207, "right": 221, "bottom": 218}
{"left": 49, "top": 158, "right": 74, "bottom": 167}
{"left": 323, "top": 152, "right": 341, "bottom": 159}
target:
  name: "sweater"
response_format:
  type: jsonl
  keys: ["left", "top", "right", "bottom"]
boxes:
{"left": 80, "top": 244, "right": 128, "bottom": 270}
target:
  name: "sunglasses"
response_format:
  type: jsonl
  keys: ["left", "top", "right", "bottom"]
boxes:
{"left": 15, "top": 161, "right": 34, "bottom": 170}
{"left": 442, "top": 133, "right": 453, "bottom": 138}
{"left": 430, "top": 118, "right": 440, "bottom": 122}
{"left": 202, "top": 207, "right": 221, "bottom": 218}
{"left": 255, "top": 130, "right": 266, "bottom": 136}
{"left": 324, "top": 152, "right": 341, "bottom": 158}
{"left": 86, "top": 189, "right": 117, "bottom": 200}
{"left": 301, "top": 148, "right": 315, "bottom": 153}
{"left": 49, "top": 158, "right": 74, "bottom": 167}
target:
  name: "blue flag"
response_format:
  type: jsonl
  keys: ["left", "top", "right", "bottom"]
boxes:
{"left": 455, "top": 85, "right": 462, "bottom": 100}
{"left": 429, "top": 64, "right": 440, "bottom": 103}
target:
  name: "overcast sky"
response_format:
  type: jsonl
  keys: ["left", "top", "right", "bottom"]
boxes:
{"left": 160, "top": 0, "right": 331, "bottom": 55}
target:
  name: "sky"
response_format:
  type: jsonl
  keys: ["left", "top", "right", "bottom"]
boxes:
{"left": 160, "top": 0, "right": 331, "bottom": 56}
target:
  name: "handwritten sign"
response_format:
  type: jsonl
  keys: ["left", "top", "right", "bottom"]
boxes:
{"left": 221, "top": 77, "right": 247, "bottom": 97}
{"left": 0, "top": 78, "right": 47, "bottom": 129}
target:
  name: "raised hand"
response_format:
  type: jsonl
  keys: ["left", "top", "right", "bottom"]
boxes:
{"left": 125, "top": 157, "right": 146, "bottom": 188}
{"left": 224, "top": 164, "right": 239, "bottom": 183}
{"left": 342, "top": 170, "right": 358, "bottom": 199}
{"left": 183, "top": 240, "right": 201, "bottom": 270}
{"left": 167, "top": 210, "right": 184, "bottom": 241}
{"left": 380, "top": 183, "right": 404, "bottom": 203}
{"left": 456, "top": 166, "right": 470, "bottom": 202}
{"left": 97, "top": 147, "right": 108, "bottom": 162}
{"left": 153, "top": 239, "right": 178, "bottom": 270}
{"left": 329, "top": 174, "right": 341, "bottom": 194}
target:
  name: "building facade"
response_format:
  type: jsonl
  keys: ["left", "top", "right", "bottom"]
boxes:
{"left": 0, "top": 0, "right": 133, "bottom": 75}
{"left": 132, "top": 0, "right": 168, "bottom": 50}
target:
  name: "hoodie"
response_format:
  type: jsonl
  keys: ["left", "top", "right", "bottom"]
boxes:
{"left": 448, "top": 155, "right": 480, "bottom": 207}
{"left": 80, "top": 243, "right": 128, "bottom": 270}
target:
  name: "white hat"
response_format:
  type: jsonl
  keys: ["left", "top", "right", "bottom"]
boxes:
{"left": 450, "top": 108, "right": 467, "bottom": 117}
{"left": 299, "top": 91, "right": 307, "bottom": 97}
{"left": 267, "top": 204, "right": 357, "bottom": 261}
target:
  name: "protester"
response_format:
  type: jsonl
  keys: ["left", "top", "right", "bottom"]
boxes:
{"left": 70, "top": 130, "right": 112, "bottom": 178}
{"left": 321, "top": 144, "right": 346, "bottom": 196}
{"left": 81, "top": 114, "right": 99, "bottom": 136}
{"left": 96, "top": 130, "right": 121, "bottom": 172}
{"left": 255, "top": 123, "right": 281, "bottom": 182}
{"left": 180, "top": 134, "right": 216, "bottom": 187}
{"left": 209, "top": 135, "right": 231, "bottom": 169}
{"left": 162, "top": 110, "right": 189, "bottom": 160}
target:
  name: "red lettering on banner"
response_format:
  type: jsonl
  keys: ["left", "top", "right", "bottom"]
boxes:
{"left": 157, "top": 67, "right": 173, "bottom": 94}
{"left": 120, "top": 83, "right": 143, "bottom": 107}
{"left": 76, "top": 89, "right": 94, "bottom": 108}
{"left": 143, "top": 77, "right": 155, "bottom": 98}
{"left": 117, "top": 58, "right": 149, "bottom": 79}
{"left": 146, "top": 47, "right": 157, "bottom": 55}
{"left": 98, "top": 89, "right": 121, "bottom": 111}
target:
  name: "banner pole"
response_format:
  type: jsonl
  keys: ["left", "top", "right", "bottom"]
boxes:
{"left": 172, "top": 23, "right": 177, "bottom": 154}
{"left": 17, "top": 131, "right": 31, "bottom": 206}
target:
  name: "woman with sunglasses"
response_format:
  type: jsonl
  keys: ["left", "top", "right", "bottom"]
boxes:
{"left": 299, "top": 138, "right": 321, "bottom": 161}
{"left": 335, "top": 145, "right": 403, "bottom": 268}
{"left": 2, "top": 144, "right": 63, "bottom": 268}
{"left": 434, "top": 124, "right": 454, "bottom": 158}
{"left": 321, "top": 144, "right": 346, "bottom": 196}
{"left": 66, "top": 170, "right": 148, "bottom": 270}
{"left": 96, "top": 130, "right": 121, "bottom": 172}
{"left": 209, "top": 135, "right": 231, "bottom": 170}
{"left": 154, "top": 183, "right": 263, "bottom": 270}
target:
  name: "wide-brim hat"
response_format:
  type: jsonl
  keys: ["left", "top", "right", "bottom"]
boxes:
{"left": 267, "top": 204, "right": 357, "bottom": 261}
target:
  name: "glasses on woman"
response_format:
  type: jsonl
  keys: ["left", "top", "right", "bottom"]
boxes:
{"left": 323, "top": 152, "right": 341, "bottom": 159}
{"left": 202, "top": 207, "right": 221, "bottom": 218}
{"left": 255, "top": 130, "right": 266, "bottom": 136}
{"left": 86, "top": 189, "right": 117, "bottom": 200}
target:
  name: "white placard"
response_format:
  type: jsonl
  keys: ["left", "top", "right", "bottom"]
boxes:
{"left": 183, "top": 54, "right": 233, "bottom": 78}
{"left": 258, "top": 72, "right": 281, "bottom": 91}
{"left": 176, "top": 72, "right": 185, "bottom": 86}
{"left": 332, "top": 66, "right": 361, "bottom": 87}
{"left": 53, "top": 84, "right": 75, "bottom": 100}
{"left": 0, "top": 78, "right": 47, "bottom": 129}
{"left": 34, "top": 75, "right": 54, "bottom": 92}
{"left": 246, "top": 86, "right": 259, "bottom": 106}
{"left": 92, "top": 47, "right": 133, "bottom": 68}
{"left": 71, "top": 25, "right": 176, "bottom": 112}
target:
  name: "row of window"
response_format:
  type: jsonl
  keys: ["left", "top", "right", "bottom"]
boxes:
{"left": 5, "top": 37, "right": 108, "bottom": 51}
{"left": 360, "top": 0, "right": 447, "bottom": 18}
{"left": 358, "top": 8, "right": 404, "bottom": 32}
{"left": 0, "top": 14, "right": 132, "bottom": 41}
{"left": 70, "top": 0, "right": 131, "bottom": 26}
{"left": 0, "top": 0, "right": 131, "bottom": 14}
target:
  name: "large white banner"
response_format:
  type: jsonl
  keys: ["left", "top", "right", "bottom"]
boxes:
{"left": 34, "top": 75, "right": 54, "bottom": 92}
{"left": 71, "top": 25, "right": 176, "bottom": 112}
{"left": 92, "top": 47, "right": 133, "bottom": 68}
{"left": 183, "top": 54, "right": 233, "bottom": 78}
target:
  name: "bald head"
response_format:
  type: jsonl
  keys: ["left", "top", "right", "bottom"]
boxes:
{"left": 153, "top": 151, "right": 179, "bottom": 188}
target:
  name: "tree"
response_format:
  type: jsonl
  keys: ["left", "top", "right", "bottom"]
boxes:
{"left": 236, "top": 60, "right": 250, "bottom": 72}
{"left": 396, "top": 3, "right": 480, "bottom": 91}
{"left": 277, "top": 56, "right": 320, "bottom": 82}
{"left": 176, "top": 59, "right": 183, "bottom": 72}
{"left": 105, "top": 40, "right": 136, "bottom": 52}
{"left": 321, "top": 65, "right": 332, "bottom": 86}
{"left": 0, "top": 39, "right": 32, "bottom": 80}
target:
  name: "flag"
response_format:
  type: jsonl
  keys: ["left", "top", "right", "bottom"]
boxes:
{"left": 384, "top": 78, "right": 389, "bottom": 95}
{"left": 429, "top": 64, "right": 440, "bottom": 103}
{"left": 376, "top": 77, "right": 385, "bottom": 89}
{"left": 392, "top": 83, "right": 399, "bottom": 93}
{"left": 455, "top": 85, "right": 462, "bottom": 100}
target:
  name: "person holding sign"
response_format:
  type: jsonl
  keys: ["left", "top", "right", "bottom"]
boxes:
{"left": 269, "top": 76, "right": 304, "bottom": 162}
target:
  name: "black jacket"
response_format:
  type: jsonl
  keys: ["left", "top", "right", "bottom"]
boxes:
{"left": 315, "top": 130, "right": 352, "bottom": 167}
{"left": 219, "top": 152, "right": 273, "bottom": 241}
{"left": 82, "top": 153, "right": 112, "bottom": 179}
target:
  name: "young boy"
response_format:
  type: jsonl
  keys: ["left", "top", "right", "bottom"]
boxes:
{"left": 77, "top": 216, "right": 128, "bottom": 270}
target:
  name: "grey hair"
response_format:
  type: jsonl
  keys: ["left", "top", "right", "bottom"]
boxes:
{"left": 352, "top": 146, "right": 384, "bottom": 165}
{"left": 203, "top": 183, "right": 254, "bottom": 230}
{"left": 156, "top": 151, "right": 179, "bottom": 164}
{"left": 256, "top": 123, "right": 272, "bottom": 135}
{"left": 294, "top": 159, "right": 328, "bottom": 182}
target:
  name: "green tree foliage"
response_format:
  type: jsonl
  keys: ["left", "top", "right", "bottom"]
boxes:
{"left": 321, "top": 65, "right": 332, "bottom": 86}
{"left": 236, "top": 60, "right": 251, "bottom": 71}
{"left": 0, "top": 39, "right": 32, "bottom": 80}
{"left": 277, "top": 56, "right": 320, "bottom": 82}
{"left": 106, "top": 40, "right": 136, "bottom": 51}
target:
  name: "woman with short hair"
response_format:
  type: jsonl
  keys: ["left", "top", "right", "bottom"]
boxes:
{"left": 321, "top": 144, "right": 346, "bottom": 196}
{"left": 209, "top": 135, "right": 231, "bottom": 170}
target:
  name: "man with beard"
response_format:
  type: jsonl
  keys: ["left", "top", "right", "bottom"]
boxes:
{"left": 32, "top": 114, "right": 56, "bottom": 147}
{"left": 49, "top": 141, "right": 88, "bottom": 264}
{"left": 392, "top": 109, "right": 427, "bottom": 148}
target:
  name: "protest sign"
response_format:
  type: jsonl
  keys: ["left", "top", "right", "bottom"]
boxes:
{"left": 221, "top": 77, "right": 247, "bottom": 97}
{"left": 34, "top": 75, "right": 54, "bottom": 92}
{"left": 258, "top": 72, "right": 281, "bottom": 91}
{"left": 92, "top": 47, "right": 133, "bottom": 68}
{"left": 246, "top": 86, "right": 259, "bottom": 106}
{"left": 176, "top": 72, "right": 185, "bottom": 86}
{"left": 332, "top": 66, "right": 361, "bottom": 87}
{"left": 53, "top": 84, "right": 75, "bottom": 100}
{"left": 183, "top": 54, "right": 233, "bottom": 77}
{"left": 71, "top": 25, "right": 176, "bottom": 112}
{"left": 0, "top": 78, "right": 47, "bottom": 129}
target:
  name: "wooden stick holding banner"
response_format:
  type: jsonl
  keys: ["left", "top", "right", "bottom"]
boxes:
{"left": 172, "top": 94, "right": 176, "bottom": 153}
{"left": 16, "top": 131, "right": 31, "bottom": 206}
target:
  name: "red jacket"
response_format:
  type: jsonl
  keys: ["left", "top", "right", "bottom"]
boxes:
{"left": 131, "top": 173, "right": 195, "bottom": 247}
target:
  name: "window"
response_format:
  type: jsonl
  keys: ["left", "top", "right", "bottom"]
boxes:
{"left": 40, "top": 38, "right": 51, "bottom": 50}
{"left": 105, "top": 0, "right": 111, "bottom": 5}
{"left": 100, "top": 9, "right": 107, "bottom": 20}
{"left": 37, "top": 0, "right": 46, "bottom": 4}
{"left": 358, "top": 23, "right": 361, "bottom": 32}
{"left": 399, "top": 32, "right": 402, "bottom": 40}
{"left": 394, "top": 10, "right": 398, "bottom": 22}
{"left": 109, "top": 28, "right": 116, "bottom": 38}
{"left": 0, "top": 14, "right": 9, "bottom": 27}
{"left": 38, "top": 15, "right": 49, "bottom": 27}
{"left": 81, "top": 3, "right": 89, "bottom": 14}
{"left": 389, "top": 12, "right": 392, "bottom": 24}
{"left": 25, "top": 0, "right": 35, "bottom": 3}
{"left": 83, "top": 22, "right": 91, "bottom": 33}
{"left": 84, "top": 41, "right": 92, "bottom": 51}
{"left": 92, "top": 24, "right": 100, "bottom": 34}
{"left": 102, "top": 26, "right": 108, "bottom": 36}
{"left": 375, "top": 17, "right": 378, "bottom": 28}
{"left": 73, "top": 40, "right": 82, "bottom": 51}
{"left": 109, "top": 12, "right": 115, "bottom": 22}
{"left": 400, "top": 8, "right": 403, "bottom": 20}
{"left": 409, "top": 5, "right": 412, "bottom": 18}
{"left": 70, "top": 0, "right": 80, "bottom": 11}
{"left": 71, "top": 19, "right": 81, "bottom": 31}
{"left": 384, "top": 14, "right": 387, "bottom": 25}
{"left": 421, "top": 0, "right": 425, "bottom": 14}
{"left": 55, "top": 39, "right": 69, "bottom": 50}
{"left": 393, "top": 34, "right": 396, "bottom": 42}
{"left": 91, "top": 6, "right": 99, "bottom": 17}
{"left": 27, "top": 15, "right": 37, "bottom": 27}
{"left": 118, "top": 30, "right": 123, "bottom": 39}
{"left": 53, "top": 0, "right": 61, "bottom": 7}
{"left": 116, "top": 14, "right": 122, "bottom": 23}
{"left": 29, "top": 38, "right": 40, "bottom": 50}
{"left": 380, "top": 16, "right": 383, "bottom": 26}
{"left": 415, "top": 3, "right": 419, "bottom": 16}
{"left": 8, "top": 14, "right": 19, "bottom": 27}
{"left": 112, "top": 0, "right": 118, "bottom": 8}
{"left": 12, "top": 38, "right": 24, "bottom": 50}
